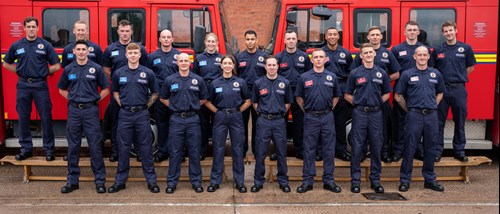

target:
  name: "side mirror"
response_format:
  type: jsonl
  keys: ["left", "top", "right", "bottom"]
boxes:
{"left": 194, "top": 25, "right": 206, "bottom": 54}
{"left": 312, "top": 6, "right": 332, "bottom": 19}
{"left": 286, "top": 11, "right": 297, "bottom": 24}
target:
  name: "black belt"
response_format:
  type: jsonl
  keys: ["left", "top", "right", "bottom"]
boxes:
{"left": 219, "top": 108, "right": 238, "bottom": 114}
{"left": 409, "top": 108, "right": 434, "bottom": 115}
{"left": 259, "top": 113, "right": 283, "bottom": 120}
{"left": 306, "top": 109, "right": 331, "bottom": 116}
{"left": 355, "top": 105, "right": 380, "bottom": 112}
{"left": 19, "top": 77, "right": 47, "bottom": 83}
{"left": 121, "top": 105, "right": 147, "bottom": 112}
{"left": 173, "top": 111, "right": 198, "bottom": 118}
{"left": 70, "top": 102, "right": 97, "bottom": 109}
{"left": 445, "top": 82, "right": 465, "bottom": 87}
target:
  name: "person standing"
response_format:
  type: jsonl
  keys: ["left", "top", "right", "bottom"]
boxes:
{"left": 3, "top": 16, "right": 61, "bottom": 161}
{"left": 108, "top": 43, "right": 160, "bottom": 193}
{"left": 251, "top": 56, "right": 292, "bottom": 193}
{"left": 205, "top": 55, "right": 251, "bottom": 193}
{"left": 345, "top": 43, "right": 392, "bottom": 193}
{"left": 61, "top": 21, "right": 102, "bottom": 68}
{"left": 58, "top": 40, "right": 109, "bottom": 194}
{"left": 395, "top": 46, "right": 445, "bottom": 192}
{"left": 435, "top": 21, "right": 476, "bottom": 162}
{"left": 161, "top": 53, "right": 208, "bottom": 194}
{"left": 295, "top": 49, "right": 342, "bottom": 194}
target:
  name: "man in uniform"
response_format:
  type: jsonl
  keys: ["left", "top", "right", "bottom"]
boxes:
{"left": 345, "top": 43, "right": 392, "bottom": 193}
{"left": 435, "top": 21, "right": 476, "bottom": 162}
{"left": 161, "top": 53, "right": 208, "bottom": 194}
{"left": 61, "top": 21, "right": 102, "bottom": 68}
{"left": 322, "top": 27, "right": 354, "bottom": 162}
{"left": 108, "top": 43, "right": 160, "bottom": 193}
{"left": 295, "top": 49, "right": 342, "bottom": 193}
{"left": 275, "top": 29, "right": 312, "bottom": 160}
{"left": 3, "top": 16, "right": 61, "bottom": 161}
{"left": 149, "top": 29, "right": 181, "bottom": 163}
{"left": 395, "top": 46, "right": 445, "bottom": 192}
{"left": 236, "top": 30, "right": 269, "bottom": 155}
{"left": 102, "top": 19, "right": 150, "bottom": 162}
{"left": 251, "top": 56, "right": 292, "bottom": 193}
{"left": 58, "top": 40, "right": 109, "bottom": 193}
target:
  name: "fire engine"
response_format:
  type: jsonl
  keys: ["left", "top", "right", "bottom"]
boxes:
{"left": 266, "top": 0, "right": 499, "bottom": 149}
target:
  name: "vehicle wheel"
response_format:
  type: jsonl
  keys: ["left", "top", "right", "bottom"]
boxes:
{"left": 345, "top": 119, "right": 370, "bottom": 156}
{"left": 130, "top": 118, "right": 159, "bottom": 157}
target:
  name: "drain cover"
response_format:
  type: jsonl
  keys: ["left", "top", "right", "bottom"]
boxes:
{"left": 362, "top": 192, "right": 407, "bottom": 200}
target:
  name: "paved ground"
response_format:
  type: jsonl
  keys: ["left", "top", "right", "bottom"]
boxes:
{"left": 0, "top": 148, "right": 498, "bottom": 214}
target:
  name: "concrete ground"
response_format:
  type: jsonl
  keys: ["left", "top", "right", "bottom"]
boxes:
{"left": 0, "top": 148, "right": 498, "bottom": 214}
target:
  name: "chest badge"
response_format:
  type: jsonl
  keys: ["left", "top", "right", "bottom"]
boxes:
{"left": 233, "top": 82, "right": 240, "bottom": 87}
{"left": 339, "top": 52, "right": 346, "bottom": 58}
{"left": 438, "top": 53, "right": 445, "bottom": 59}
{"left": 357, "top": 77, "right": 366, "bottom": 84}
{"left": 305, "top": 80, "right": 313, "bottom": 87}
{"left": 382, "top": 52, "right": 388, "bottom": 58}
{"left": 258, "top": 56, "right": 264, "bottom": 62}
{"left": 140, "top": 72, "right": 147, "bottom": 78}
{"left": 216, "top": 57, "right": 221, "bottom": 62}
{"left": 298, "top": 56, "right": 305, "bottom": 62}
{"left": 279, "top": 82, "right": 285, "bottom": 89}
{"left": 174, "top": 54, "right": 178, "bottom": 60}
{"left": 192, "top": 79, "right": 198, "bottom": 85}
{"left": 37, "top": 44, "right": 44, "bottom": 49}
{"left": 410, "top": 76, "right": 419, "bottom": 82}
{"left": 430, "top": 72, "right": 436, "bottom": 78}
{"left": 89, "top": 67, "right": 96, "bottom": 74}
{"left": 259, "top": 88, "right": 268, "bottom": 95}
{"left": 88, "top": 46, "right": 94, "bottom": 52}
{"left": 376, "top": 72, "right": 382, "bottom": 78}
{"left": 458, "top": 47, "right": 464, "bottom": 53}
{"left": 326, "top": 75, "right": 333, "bottom": 81}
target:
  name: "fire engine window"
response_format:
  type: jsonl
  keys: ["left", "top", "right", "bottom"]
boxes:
{"left": 42, "top": 9, "right": 90, "bottom": 48}
{"left": 291, "top": 9, "right": 343, "bottom": 50}
{"left": 354, "top": 9, "right": 391, "bottom": 48}
{"left": 108, "top": 10, "right": 145, "bottom": 46}
{"left": 157, "top": 9, "right": 212, "bottom": 48}
{"left": 410, "top": 9, "right": 456, "bottom": 47}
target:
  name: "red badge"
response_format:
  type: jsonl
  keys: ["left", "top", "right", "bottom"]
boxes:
{"left": 325, "top": 56, "right": 330, "bottom": 62}
{"left": 437, "top": 53, "right": 445, "bottom": 59}
{"left": 357, "top": 77, "right": 366, "bottom": 84}
{"left": 280, "top": 62, "right": 288, "bottom": 67}
{"left": 305, "top": 80, "right": 313, "bottom": 86}
{"left": 239, "top": 61, "right": 247, "bottom": 67}
{"left": 259, "top": 88, "right": 268, "bottom": 95}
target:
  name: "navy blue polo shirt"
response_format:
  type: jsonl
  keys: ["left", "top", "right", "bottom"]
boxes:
{"left": 395, "top": 67, "right": 445, "bottom": 109}
{"left": 323, "top": 45, "right": 353, "bottom": 81}
{"left": 160, "top": 72, "right": 209, "bottom": 112}
{"left": 149, "top": 48, "right": 181, "bottom": 88}
{"left": 434, "top": 41, "right": 476, "bottom": 83}
{"left": 61, "top": 40, "right": 103, "bottom": 67}
{"left": 193, "top": 51, "right": 223, "bottom": 82}
{"left": 351, "top": 47, "right": 401, "bottom": 75}
{"left": 295, "top": 70, "right": 342, "bottom": 111}
{"left": 208, "top": 76, "right": 250, "bottom": 109}
{"left": 111, "top": 65, "right": 158, "bottom": 106}
{"left": 276, "top": 49, "right": 312, "bottom": 88}
{"left": 391, "top": 41, "right": 434, "bottom": 72}
{"left": 4, "top": 37, "right": 59, "bottom": 78}
{"left": 57, "top": 60, "right": 109, "bottom": 103}
{"left": 252, "top": 75, "right": 292, "bottom": 115}
{"left": 345, "top": 65, "right": 392, "bottom": 107}
{"left": 236, "top": 49, "right": 268, "bottom": 87}
{"left": 102, "top": 41, "right": 150, "bottom": 75}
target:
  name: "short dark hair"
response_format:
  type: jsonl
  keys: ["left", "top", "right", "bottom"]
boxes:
{"left": 244, "top": 30, "right": 257, "bottom": 37}
{"left": 265, "top": 55, "right": 278, "bottom": 64}
{"left": 405, "top": 21, "right": 420, "bottom": 29}
{"left": 284, "top": 29, "right": 296, "bottom": 36}
{"left": 367, "top": 26, "right": 382, "bottom": 34}
{"left": 73, "top": 40, "right": 88, "bottom": 48}
{"left": 23, "top": 17, "right": 38, "bottom": 27}
{"left": 325, "top": 27, "right": 338, "bottom": 33}
{"left": 442, "top": 21, "right": 457, "bottom": 31}
{"left": 118, "top": 19, "right": 133, "bottom": 31}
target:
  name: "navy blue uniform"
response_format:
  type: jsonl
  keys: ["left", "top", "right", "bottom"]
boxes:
{"left": 435, "top": 42, "right": 476, "bottom": 157}
{"left": 193, "top": 51, "right": 223, "bottom": 158}
{"left": 62, "top": 41, "right": 102, "bottom": 67}
{"left": 4, "top": 37, "right": 59, "bottom": 156}
{"left": 111, "top": 65, "right": 158, "bottom": 185}
{"left": 345, "top": 65, "right": 392, "bottom": 185}
{"left": 395, "top": 67, "right": 445, "bottom": 183}
{"left": 323, "top": 45, "right": 354, "bottom": 158}
{"left": 161, "top": 72, "right": 208, "bottom": 188}
{"left": 102, "top": 41, "right": 150, "bottom": 158}
{"left": 149, "top": 48, "right": 181, "bottom": 159}
{"left": 295, "top": 70, "right": 341, "bottom": 186}
{"left": 208, "top": 76, "right": 250, "bottom": 186}
{"left": 276, "top": 49, "right": 311, "bottom": 157}
{"left": 252, "top": 75, "right": 292, "bottom": 187}
{"left": 58, "top": 60, "right": 109, "bottom": 186}
{"left": 236, "top": 49, "right": 268, "bottom": 155}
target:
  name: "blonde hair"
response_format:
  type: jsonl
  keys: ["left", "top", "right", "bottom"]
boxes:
{"left": 205, "top": 33, "right": 219, "bottom": 52}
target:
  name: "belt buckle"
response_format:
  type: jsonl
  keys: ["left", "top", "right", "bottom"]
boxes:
{"left": 363, "top": 107, "right": 369, "bottom": 112}
{"left": 130, "top": 107, "right": 137, "bottom": 112}
{"left": 27, "top": 78, "right": 33, "bottom": 83}
{"left": 225, "top": 109, "right": 232, "bottom": 114}
{"left": 266, "top": 114, "right": 273, "bottom": 120}
{"left": 78, "top": 103, "right": 84, "bottom": 109}
{"left": 180, "top": 112, "right": 187, "bottom": 117}
{"left": 422, "top": 109, "right": 428, "bottom": 114}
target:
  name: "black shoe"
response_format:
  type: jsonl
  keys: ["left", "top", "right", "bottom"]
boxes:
{"left": 315, "top": 155, "right": 323, "bottom": 161}
{"left": 154, "top": 154, "right": 169, "bottom": 162}
{"left": 270, "top": 153, "right": 277, "bottom": 161}
{"left": 96, "top": 185, "right": 106, "bottom": 194}
{"left": 323, "top": 183, "right": 341, "bottom": 193}
{"left": 46, "top": 155, "right": 55, "bottom": 161}
{"left": 109, "top": 155, "right": 118, "bottom": 162}
{"left": 207, "top": 184, "right": 219, "bottom": 192}
{"left": 61, "top": 183, "right": 79, "bottom": 193}
{"left": 63, "top": 155, "right": 68, "bottom": 161}
{"left": 235, "top": 184, "right": 247, "bottom": 193}
{"left": 381, "top": 156, "right": 392, "bottom": 163}
{"left": 136, "top": 155, "right": 142, "bottom": 162}
{"left": 108, "top": 183, "right": 126, "bottom": 193}
{"left": 392, "top": 155, "right": 402, "bottom": 162}
{"left": 454, "top": 155, "right": 469, "bottom": 162}
{"left": 370, "top": 183, "right": 384, "bottom": 193}
{"left": 415, "top": 154, "right": 424, "bottom": 161}
{"left": 424, "top": 181, "right": 444, "bottom": 192}
{"left": 192, "top": 185, "right": 204, "bottom": 193}
{"left": 351, "top": 184, "right": 361, "bottom": 193}
{"left": 15, "top": 152, "right": 32, "bottom": 161}
{"left": 435, "top": 155, "right": 442, "bottom": 162}
{"left": 166, "top": 186, "right": 176, "bottom": 194}
{"left": 148, "top": 183, "right": 160, "bottom": 193}
{"left": 399, "top": 182, "right": 410, "bottom": 192}
{"left": 337, "top": 153, "right": 351, "bottom": 161}
{"left": 296, "top": 184, "right": 313, "bottom": 193}
{"left": 250, "top": 185, "right": 263, "bottom": 193}
{"left": 279, "top": 185, "right": 291, "bottom": 193}
{"left": 295, "top": 153, "right": 304, "bottom": 160}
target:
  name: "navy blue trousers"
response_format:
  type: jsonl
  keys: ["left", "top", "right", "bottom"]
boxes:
{"left": 438, "top": 85, "right": 468, "bottom": 157}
